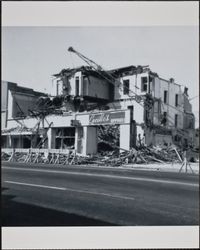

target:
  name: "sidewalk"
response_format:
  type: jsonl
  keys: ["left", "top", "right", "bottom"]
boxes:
{"left": 123, "top": 162, "right": 199, "bottom": 174}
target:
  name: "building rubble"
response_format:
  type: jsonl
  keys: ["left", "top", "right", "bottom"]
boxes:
{"left": 2, "top": 47, "right": 199, "bottom": 167}
{"left": 2, "top": 141, "right": 196, "bottom": 167}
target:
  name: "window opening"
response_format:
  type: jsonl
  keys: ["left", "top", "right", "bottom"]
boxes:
{"left": 75, "top": 77, "right": 79, "bottom": 96}
{"left": 123, "top": 79, "right": 130, "bottom": 95}
{"left": 164, "top": 90, "right": 168, "bottom": 104}
{"left": 175, "top": 94, "right": 178, "bottom": 107}
{"left": 141, "top": 77, "right": 148, "bottom": 92}
{"left": 175, "top": 114, "right": 178, "bottom": 127}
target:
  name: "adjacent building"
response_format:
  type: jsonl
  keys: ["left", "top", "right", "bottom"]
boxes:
{"left": 1, "top": 81, "right": 47, "bottom": 148}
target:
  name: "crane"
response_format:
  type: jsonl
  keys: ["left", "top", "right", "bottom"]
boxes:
{"left": 67, "top": 47, "right": 148, "bottom": 108}
{"left": 68, "top": 46, "right": 103, "bottom": 71}
{"left": 68, "top": 47, "right": 157, "bottom": 134}
{"left": 68, "top": 46, "right": 122, "bottom": 92}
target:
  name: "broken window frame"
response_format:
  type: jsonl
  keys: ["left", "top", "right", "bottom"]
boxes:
{"left": 123, "top": 79, "right": 130, "bottom": 95}
{"left": 55, "top": 127, "right": 75, "bottom": 149}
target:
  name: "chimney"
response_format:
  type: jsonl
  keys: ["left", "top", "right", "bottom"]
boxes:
{"left": 169, "top": 78, "right": 174, "bottom": 83}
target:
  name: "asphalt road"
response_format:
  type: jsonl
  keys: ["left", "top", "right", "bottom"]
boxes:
{"left": 2, "top": 162, "right": 199, "bottom": 226}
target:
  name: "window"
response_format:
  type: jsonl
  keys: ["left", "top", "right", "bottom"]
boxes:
{"left": 55, "top": 127, "right": 75, "bottom": 149}
{"left": 128, "top": 105, "right": 133, "bottom": 121}
{"left": 75, "top": 77, "right": 79, "bottom": 96}
{"left": 175, "top": 94, "right": 178, "bottom": 107}
{"left": 148, "top": 76, "right": 153, "bottom": 93}
{"left": 164, "top": 90, "right": 168, "bottom": 104}
{"left": 175, "top": 114, "right": 178, "bottom": 127}
{"left": 161, "top": 112, "right": 167, "bottom": 126}
{"left": 141, "top": 77, "right": 148, "bottom": 92}
{"left": 123, "top": 79, "right": 130, "bottom": 95}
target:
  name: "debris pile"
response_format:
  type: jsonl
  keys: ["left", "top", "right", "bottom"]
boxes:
{"left": 98, "top": 125, "right": 120, "bottom": 152}
{"left": 73, "top": 145, "right": 183, "bottom": 166}
{"left": 2, "top": 144, "right": 184, "bottom": 166}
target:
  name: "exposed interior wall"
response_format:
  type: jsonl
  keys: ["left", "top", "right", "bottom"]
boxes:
{"left": 84, "top": 75, "right": 110, "bottom": 100}
{"left": 2, "top": 81, "right": 46, "bottom": 123}
{"left": 63, "top": 71, "right": 110, "bottom": 101}
{"left": 11, "top": 92, "right": 40, "bottom": 118}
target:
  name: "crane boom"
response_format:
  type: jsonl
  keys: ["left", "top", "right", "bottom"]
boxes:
{"left": 67, "top": 46, "right": 147, "bottom": 107}
{"left": 68, "top": 47, "right": 125, "bottom": 91}
{"left": 68, "top": 47, "right": 103, "bottom": 71}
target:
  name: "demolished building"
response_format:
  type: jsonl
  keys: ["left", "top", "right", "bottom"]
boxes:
{"left": 1, "top": 50, "right": 196, "bottom": 158}
{"left": 52, "top": 64, "right": 195, "bottom": 150}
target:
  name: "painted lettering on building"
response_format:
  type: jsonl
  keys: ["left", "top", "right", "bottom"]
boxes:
{"left": 89, "top": 111, "right": 125, "bottom": 125}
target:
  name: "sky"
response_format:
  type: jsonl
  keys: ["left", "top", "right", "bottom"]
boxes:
{"left": 2, "top": 26, "right": 199, "bottom": 124}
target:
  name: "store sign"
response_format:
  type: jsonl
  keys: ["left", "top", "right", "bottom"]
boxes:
{"left": 89, "top": 111, "right": 125, "bottom": 125}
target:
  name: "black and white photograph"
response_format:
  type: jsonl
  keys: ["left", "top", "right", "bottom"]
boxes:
{"left": 1, "top": 1, "right": 199, "bottom": 249}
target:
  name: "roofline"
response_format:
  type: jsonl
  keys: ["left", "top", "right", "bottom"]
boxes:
{"left": 158, "top": 77, "right": 182, "bottom": 87}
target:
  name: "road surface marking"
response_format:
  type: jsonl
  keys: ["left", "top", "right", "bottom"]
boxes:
{"left": 64, "top": 188, "right": 135, "bottom": 201}
{"left": 4, "top": 181, "right": 67, "bottom": 190}
{"left": 3, "top": 166, "right": 199, "bottom": 187}
{"left": 4, "top": 180, "right": 135, "bottom": 200}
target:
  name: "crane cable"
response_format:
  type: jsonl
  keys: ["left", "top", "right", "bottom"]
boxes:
{"left": 68, "top": 47, "right": 145, "bottom": 108}
{"left": 68, "top": 47, "right": 195, "bottom": 132}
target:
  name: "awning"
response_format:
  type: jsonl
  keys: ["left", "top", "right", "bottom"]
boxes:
{"left": 2, "top": 126, "right": 36, "bottom": 136}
